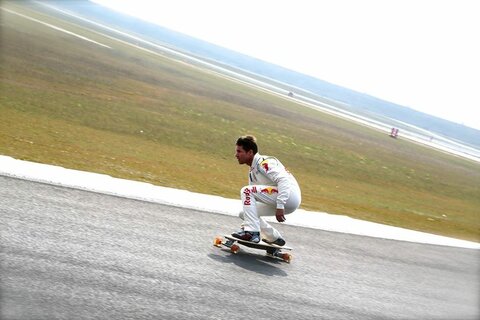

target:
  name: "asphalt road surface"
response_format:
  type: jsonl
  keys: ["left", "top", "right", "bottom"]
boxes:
{"left": 1, "top": 176, "right": 478, "bottom": 319}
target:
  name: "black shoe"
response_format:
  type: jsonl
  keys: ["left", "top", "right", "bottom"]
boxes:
{"left": 262, "top": 237, "right": 286, "bottom": 246}
{"left": 232, "top": 230, "right": 260, "bottom": 243}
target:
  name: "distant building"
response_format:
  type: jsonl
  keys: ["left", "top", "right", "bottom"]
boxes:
{"left": 390, "top": 127, "right": 399, "bottom": 138}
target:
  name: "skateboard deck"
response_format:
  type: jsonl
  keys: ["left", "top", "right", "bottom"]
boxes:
{"left": 213, "top": 234, "right": 293, "bottom": 263}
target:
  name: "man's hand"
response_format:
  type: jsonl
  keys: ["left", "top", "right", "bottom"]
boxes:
{"left": 275, "top": 208, "right": 286, "bottom": 222}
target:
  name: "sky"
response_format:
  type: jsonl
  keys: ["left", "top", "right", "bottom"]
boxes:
{"left": 91, "top": 0, "right": 480, "bottom": 130}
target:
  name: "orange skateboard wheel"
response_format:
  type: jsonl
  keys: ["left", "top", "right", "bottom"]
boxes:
{"left": 213, "top": 236, "right": 223, "bottom": 247}
{"left": 230, "top": 244, "right": 240, "bottom": 254}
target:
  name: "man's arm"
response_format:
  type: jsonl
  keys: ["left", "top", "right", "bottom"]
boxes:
{"left": 259, "top": 158, "right": 291, "bottom": 222}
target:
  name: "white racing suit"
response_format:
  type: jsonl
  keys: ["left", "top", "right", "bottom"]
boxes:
{"left": 239, "top": 153, "right": 301, "bottom": 242}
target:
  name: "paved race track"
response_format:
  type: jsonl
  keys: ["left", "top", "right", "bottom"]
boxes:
{"left": 1, "top": 176, "right": 478, "bottom": 319}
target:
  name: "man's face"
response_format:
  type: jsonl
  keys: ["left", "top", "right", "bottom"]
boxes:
{"left": 235, "top": 145, "right": 253, "bottom": 165}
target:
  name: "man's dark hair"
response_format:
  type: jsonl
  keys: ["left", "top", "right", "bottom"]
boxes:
{"left": 236, "top": 135, "right": 258, "bottom": 154}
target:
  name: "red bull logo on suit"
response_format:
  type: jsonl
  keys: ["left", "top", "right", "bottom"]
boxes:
{"left": 260, "top": 187, "right": 278, "bottom": 194}
{"left": 243, "top": 187, "right": 252, "bottom": 205}
{"left": 243, "top": 186, "right": 277, "bottom": 205}
{"left": 261, "top": 162, "right": 269, "bottom": 172}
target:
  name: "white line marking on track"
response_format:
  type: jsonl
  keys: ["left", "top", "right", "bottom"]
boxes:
{"left": 1, "top": 7, "right": 111, "bottom": 49}
{"left": 0, "top": 155, "right": 479, "bottom": 249}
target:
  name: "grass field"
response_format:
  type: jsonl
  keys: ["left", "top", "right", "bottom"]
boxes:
{"left": 1, "top": 2, "right": 479, "bottom": 242}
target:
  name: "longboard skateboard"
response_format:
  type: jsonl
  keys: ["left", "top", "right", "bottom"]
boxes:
{"left": 213, "top": 234, "right": 293, "bottom": 263}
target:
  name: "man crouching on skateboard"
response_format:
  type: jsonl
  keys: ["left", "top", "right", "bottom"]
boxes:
{"left": 233, "top": 135, "right": 301, "bottom": 245}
